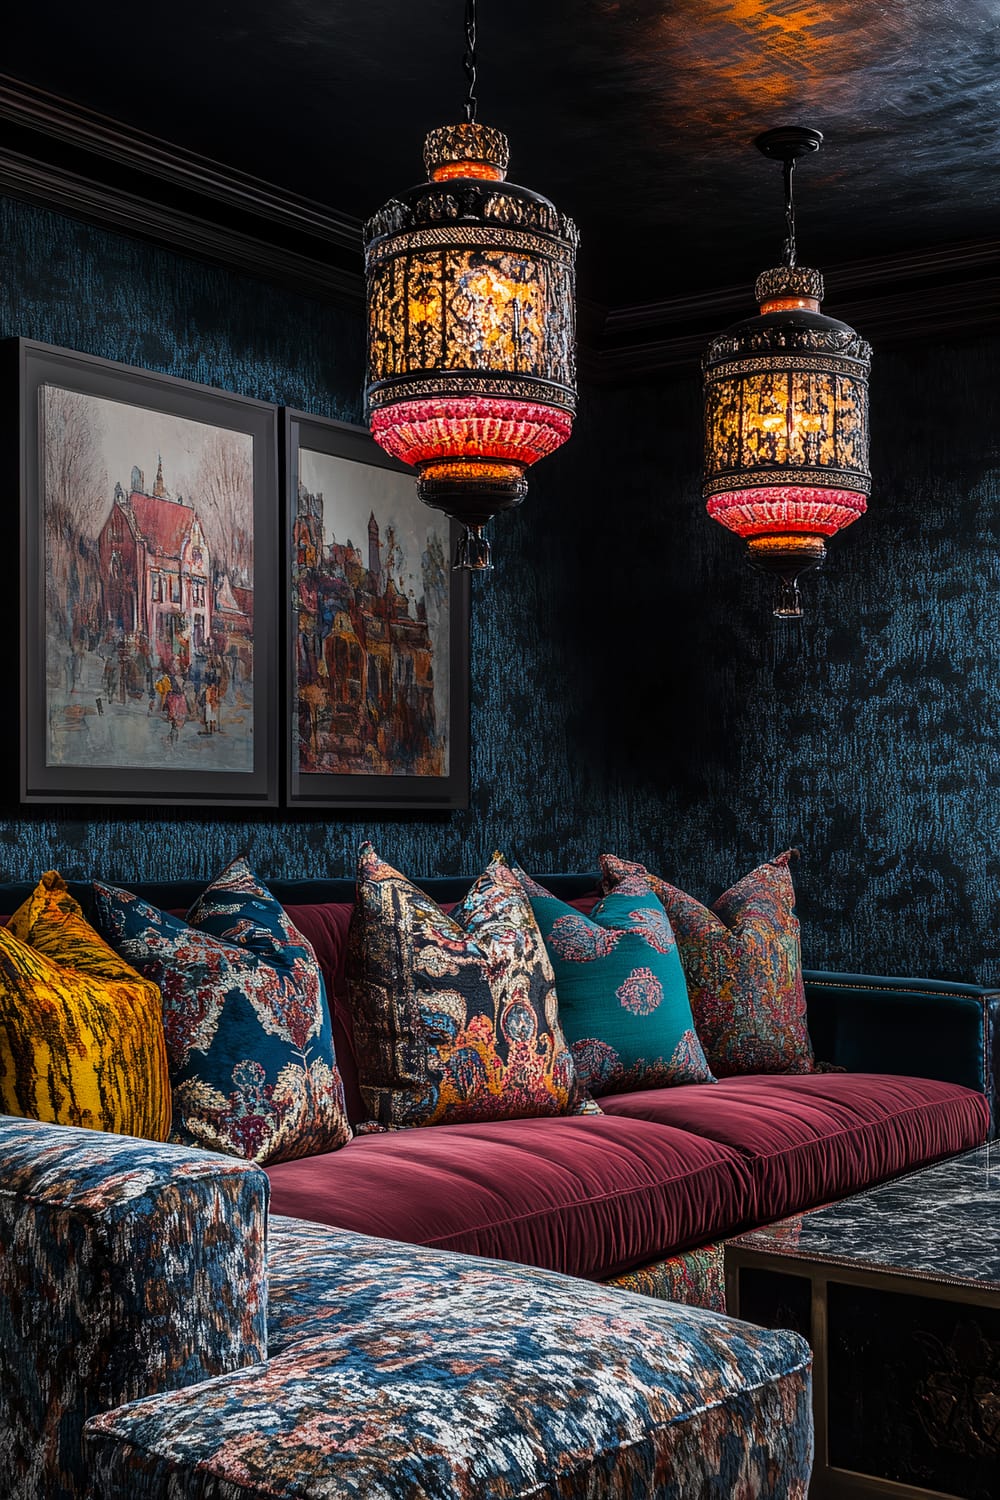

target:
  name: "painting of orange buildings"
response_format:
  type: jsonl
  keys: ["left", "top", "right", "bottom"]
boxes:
{"left": 294, "top": 478, "right": 448, "bottom": 777}
{"left": 100, "top": 460, "right": 212, "bottom": 658}
{"left": 98, "top": 460, "right": 252, "bottom": 672}
{"left": 41, "top": 379, "right": 257, "bottom": 776}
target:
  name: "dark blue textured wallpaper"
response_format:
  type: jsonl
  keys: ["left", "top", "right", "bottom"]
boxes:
{"left": 1, "top": 193, "right": 998, "bottom": 982}
{"left": 528, "top": 345, "right": 1000, "bottom": 984}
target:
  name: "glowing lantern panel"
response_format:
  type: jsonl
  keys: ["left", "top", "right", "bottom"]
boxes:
{"left": 364, "top": 122, "right": 578, "bottom": 570}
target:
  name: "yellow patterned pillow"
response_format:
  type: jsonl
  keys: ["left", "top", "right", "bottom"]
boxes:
{"left": 0, "top": 871, "right": 170, "bottom": 1139}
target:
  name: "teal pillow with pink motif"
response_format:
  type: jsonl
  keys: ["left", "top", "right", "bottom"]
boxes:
{"left": 93, "top": 857, "right": 352, "bottom": 1165}
{"left": 600, "top": 851, "right": 814, "bottom": 1078}
{"left": 515, "top": 867, "right": 714, "bottom": 1097}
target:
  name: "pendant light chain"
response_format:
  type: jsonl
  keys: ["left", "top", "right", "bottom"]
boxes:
{"left": 782, "top": 156, "right": 797, "bottom": 267}
{"left": 463, "top": 0, "right": 478, "bottom": 122}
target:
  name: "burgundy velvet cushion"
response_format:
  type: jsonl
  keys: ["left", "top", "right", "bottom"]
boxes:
{"left": 266, "top": 1110, "right": 753, "bottom": 1280}
{"left": 599, "top": 1072, "right": 990, "bottom": 1222}
{"left": 284, "top": 903, "right": 361, "bottom": 1120}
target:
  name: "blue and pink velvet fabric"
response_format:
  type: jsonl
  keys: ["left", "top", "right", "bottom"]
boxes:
{"left": 0, "top": 1116, "right": 268, "bottom": 1500}
{"left": 1, "top": 1114, "right": 815, "bottom": 1500}
{"left": 90, "top": 1211, "right": 815, "bottom": 1500}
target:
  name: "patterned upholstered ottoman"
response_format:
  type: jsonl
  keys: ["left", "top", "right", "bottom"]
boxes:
{"left": 1, "top": 1116, "right": 813, "bottom": 1499}
{"left": 85, "top": 1215, "right": 814, "bottom": 1498}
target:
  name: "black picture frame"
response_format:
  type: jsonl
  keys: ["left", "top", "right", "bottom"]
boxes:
{"left": 16, "top": 339, "right": 279, "bottom": 806}
{"left": 284, "top": 410, "right": 470, "bottom": 810}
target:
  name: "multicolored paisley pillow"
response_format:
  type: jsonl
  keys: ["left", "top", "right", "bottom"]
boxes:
{"left": 345, "top": 844, "right": 592, "bottom": 1130}
{"left": 515, "top": 867, "right": 714, "bottom": 1096}
{"left": 0, "top": 871, "right": 171, "bottom": 1140}
{"left": 93, "top": 857, "right": 352, "bottom": 1164}
{"left": 600, "top": 852, "right": 814, "bottom": 1078}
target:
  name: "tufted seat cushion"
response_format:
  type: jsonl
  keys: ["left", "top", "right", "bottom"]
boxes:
{"left": 598, "top": 1071, "right": 990, "bottom": 1222}
{"left": 266, "top": 1111, "right": 754, "bottom": 1280}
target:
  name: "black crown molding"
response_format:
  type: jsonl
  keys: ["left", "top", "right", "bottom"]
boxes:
{"left": 580, "top": 238, "right": 1000, "bottom": 381}
{"left": 0, "top": 74, "right": 364, "bottom": 305}
{"left": 0, "top": 75, "right": 996, "bottom": 382}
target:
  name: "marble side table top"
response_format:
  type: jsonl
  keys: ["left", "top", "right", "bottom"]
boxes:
{"left": 728, "top": 1143, "right": 1000, "bottom": 1292}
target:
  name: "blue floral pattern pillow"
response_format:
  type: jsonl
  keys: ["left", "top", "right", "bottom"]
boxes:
{"left": 93, "top": 857, "right": 352, "bottom": 1164}
{"left": 515, "top": 867, "right": 715, "bottom": 1097}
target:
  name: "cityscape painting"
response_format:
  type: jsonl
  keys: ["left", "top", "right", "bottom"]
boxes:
{"left": 285, "top": 412, "right": 469, "bottom": 808}
{"left": 19, "top": 342, "right": 279, "bottom": 805}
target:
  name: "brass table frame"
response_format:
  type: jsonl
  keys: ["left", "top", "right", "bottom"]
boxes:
{"left": 725, "top": 1240, "right": 1000, "bottom": 1499}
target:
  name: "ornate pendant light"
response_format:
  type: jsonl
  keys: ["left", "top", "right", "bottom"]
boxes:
{"left": 363, "top": 0, "right": 578, "bottom": 571}
{"left": 702, "top": 127, "right": 872, "bottom": 618}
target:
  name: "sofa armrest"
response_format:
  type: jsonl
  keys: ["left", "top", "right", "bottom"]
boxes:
{"left": 804, "top": 970, "right": 999, "bottom": 1136}
{"left": 0, "top": 1115, "right": 269, "bottom": 1500}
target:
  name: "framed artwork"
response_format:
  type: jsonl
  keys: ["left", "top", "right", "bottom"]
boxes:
{"left": 285, "top": 411, "right": 470, "bottom": 809}
{"left": 16, "top": 340, "right": 279, "bottom": 805}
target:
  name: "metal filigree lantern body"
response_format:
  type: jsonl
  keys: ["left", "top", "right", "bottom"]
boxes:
{"left": 364, "top": 122, "right": 578, "bottom": 569}
{"left": 703, "top": 129, "right": 872, "bottom": 618}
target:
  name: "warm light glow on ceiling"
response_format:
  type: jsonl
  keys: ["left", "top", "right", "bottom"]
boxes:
{"left": 655, "top": 0, "right": 897, "bottom": 114}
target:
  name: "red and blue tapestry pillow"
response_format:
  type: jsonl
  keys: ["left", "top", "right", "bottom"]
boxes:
{"left": 515, "top": 867, "right": 714, "bottom": 1096}
{"left": 345, "top": 844, "right": 592, "bottom": 1130}
{"left": 93, "top": 856, "right": 352, "bottom": 1164}
{"left": 600, "top": 852, "right": 814, "bottom": 1077}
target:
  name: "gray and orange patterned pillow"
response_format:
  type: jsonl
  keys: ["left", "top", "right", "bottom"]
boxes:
{"left": 600, "top": 852, "right": 814, "bottom": 1077}
{"left": 346, "top": 843, "right": 592, "bottom": 1129}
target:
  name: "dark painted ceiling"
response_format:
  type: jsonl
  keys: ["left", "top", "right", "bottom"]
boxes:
{"left": 2, "top": 0, "right": 998, "bottom": 309}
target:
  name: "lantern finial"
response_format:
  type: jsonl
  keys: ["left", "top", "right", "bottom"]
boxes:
{"left": 423, "top": 123, "right": 509, "bottom": 182}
